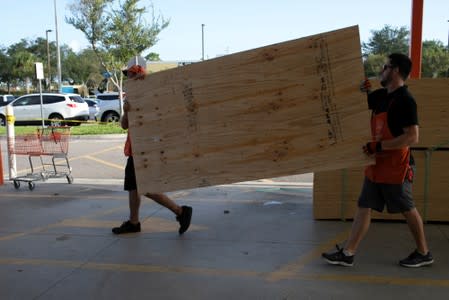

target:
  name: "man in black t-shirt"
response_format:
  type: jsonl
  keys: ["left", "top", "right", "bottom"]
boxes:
{"left": 322, "top": 53, "right": 433, "bottom": 268}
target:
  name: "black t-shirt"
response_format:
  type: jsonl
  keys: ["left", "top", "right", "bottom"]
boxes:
{"left": 367, "top": 86, "right": 418, "bottom": 138}
{"left": 367, "top": 85, "right": 418, "bottom": 165}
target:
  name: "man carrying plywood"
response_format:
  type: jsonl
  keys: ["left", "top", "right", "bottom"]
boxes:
{"left": 112, "top": 57, "right": 193, "bottom": 235}
{"left": 322, "top": 53, "right": 433, "bottom": 268}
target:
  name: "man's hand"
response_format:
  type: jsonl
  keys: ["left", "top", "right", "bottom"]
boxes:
{"left": 123, "top": 100, "right": 130, "bottom": 113}
{"left": 360, "top": 78, "right": 372, "bottom": 94}
{"left": 363, "top": 141, "right": 382, "bottom": 155}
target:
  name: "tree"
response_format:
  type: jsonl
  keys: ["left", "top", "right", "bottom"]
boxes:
{"left": 362, "top": 54, "right": 386, "bottom": 78}
{"left": 7, "top": 41, "right": 37, "bottom": 93}
{"left": 362, "top": 25, "right": 409, "bottom": 56}
{"left": 421, "top": 40, "right": 449, "bottom": 78}
{"left": 0, "top": 48, "right": 14, "bottom": 93}
{"left": 146, "top": 52, "right": 161, "bottom": 61}
{"left": 66, "top": 0, "right": 169, "bottom": 116}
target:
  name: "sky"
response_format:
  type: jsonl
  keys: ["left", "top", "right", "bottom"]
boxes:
{"left": 1, "top": 0, "right": 449, "bottom": 61}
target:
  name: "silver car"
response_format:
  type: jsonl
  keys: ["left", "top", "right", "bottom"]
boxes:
{"left": 95, "top": 92, "right": 124, "bottom": 123}
{"left": 84, "top": 99, "right": 100, "bottom": 121}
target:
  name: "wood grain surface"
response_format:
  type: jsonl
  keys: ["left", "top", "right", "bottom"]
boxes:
{"left": 125, "top": 25, "right": 373, "bottom": 193}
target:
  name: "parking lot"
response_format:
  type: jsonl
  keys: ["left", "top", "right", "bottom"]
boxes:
{"left": 0, "top": 135, "right": 448, "bottom": 299}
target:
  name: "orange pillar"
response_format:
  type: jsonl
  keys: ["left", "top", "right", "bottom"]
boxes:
{"left": 410, "top": 0, "right": 424, "bottom": 79}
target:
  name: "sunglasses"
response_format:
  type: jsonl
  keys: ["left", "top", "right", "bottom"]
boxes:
{"left": 382, "top": 64, "right": 395, "bottom": 71}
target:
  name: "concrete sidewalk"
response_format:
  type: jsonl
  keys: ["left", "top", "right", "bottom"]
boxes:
{"left": 0, "top": 180, "right": 448, "bottom": 300}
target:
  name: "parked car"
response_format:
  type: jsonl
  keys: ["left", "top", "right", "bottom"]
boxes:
{"left": 95, "top": 92, "right": 125, "bottom": 123}
{"left": 84, "top": 98, "right": 100, "bottom": 121}
{"left": 0, "top": 94, "right": 15, "bottom": 106}
{"left": 0, "top": 93, "right": 89, "bottom": 127}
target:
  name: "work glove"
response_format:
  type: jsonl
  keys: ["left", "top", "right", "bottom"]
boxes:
{"left": 359, "top": 78, "right": 372, "bottom": 94}
{"left": 363, "top": 141, "right": 382, "bottom": 155}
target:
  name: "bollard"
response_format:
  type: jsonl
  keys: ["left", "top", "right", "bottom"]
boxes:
{"left": 6, "top": 105, "right": 17, "bottom": 180}
{"left": 0, "top": 143, "right": 3, "bottom": 185}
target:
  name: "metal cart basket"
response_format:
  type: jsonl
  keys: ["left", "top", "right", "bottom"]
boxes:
{"left": 8, "top": 126, "right": 73, "bottom": 190}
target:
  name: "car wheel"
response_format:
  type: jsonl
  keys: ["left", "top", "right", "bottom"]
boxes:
{"left": 48, "top": 114, "right": 64, "bottom": 127}
{"left": 0, "top": 115, "right": 5, "bottom": 127}
{"left": 103, "top": 112, "right": 120, "bottom": 123}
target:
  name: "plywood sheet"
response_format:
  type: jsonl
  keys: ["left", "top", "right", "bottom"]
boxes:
{"left": 125, "top": 26, "right": 373, "bottom": 193}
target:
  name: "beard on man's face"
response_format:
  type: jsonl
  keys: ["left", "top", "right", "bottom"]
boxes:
{"left": 380, "top": 72, "right": 391, "bottom": 87}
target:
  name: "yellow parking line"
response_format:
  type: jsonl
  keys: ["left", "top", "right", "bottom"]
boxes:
{"left": 13, "top": 145, "right": 123, "bottom": 175}
{"left": 265, "top": 229, "right": 351, "bottom": 282}
{"left": 59, "top": 217, "right": 206, "bottom": 233}
{"left": 295, "top": 273, "right": 449, "bottom": 287}
{"left": 0, "top": 257, "right": 448, "bottom": 287}
{"left": 0, "top": 193, "right": 125, "bottom": 200}
{"left": 0, "top": 257, "right": 262, "bottom": 278}
{"left": 74, "top": 145, "right": 123, "bottom": 157}
{"left": 84, "top": 155, "right": 124, "bottom": 170}
{"left": 0, "top": 206, "right": 127, "bottom": 242}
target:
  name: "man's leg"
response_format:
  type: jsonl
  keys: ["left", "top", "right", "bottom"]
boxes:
{"left": 345, "top": 207, "right": 371, "bottom": 254}
{"left": 402, "top": 208, "right": 428, "bottom": 254}
{"left": 321, "top": 207, "right": 371, "bottom": 266}
{"left": 112, "top": 189, "right": 141, "bottom": 234}
{"left": 145, "top": 193, "right": 181, "bottom": 215}
{"left": 399, "top": 208, "right": 433, "bottom": 267}
{"left": 129, "top": 189, "right": 141, "bottom": 224}
{"left": 112, "top": 156, "right": 141, "bottom": 234}
{"left": 145, "top": 193, "right": 193, "bottom": 234}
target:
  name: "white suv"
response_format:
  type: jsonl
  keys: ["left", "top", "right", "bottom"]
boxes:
{"left": 0, "top": 93, "right": 89, "bottom": 126}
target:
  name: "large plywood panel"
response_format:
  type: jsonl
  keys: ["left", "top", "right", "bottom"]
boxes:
{"left": 126, "top": 26, "right": 373, "bottom": 193}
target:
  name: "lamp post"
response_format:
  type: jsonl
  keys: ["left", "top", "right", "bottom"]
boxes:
{"left": 447, "top": 20, "right": 449, "bottom": 77}
{"left": 201, "top": 24, "right": 205, "bottom": 61}
{"left": 54, "top": 0, "right": 62, "bottom": 92}
{"left": 45, "top": 29, "right": 52, "bottom": 90}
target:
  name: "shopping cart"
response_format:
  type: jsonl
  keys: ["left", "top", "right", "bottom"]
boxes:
{"left": 8, "top": 126, "right": 73, "bottom": 190}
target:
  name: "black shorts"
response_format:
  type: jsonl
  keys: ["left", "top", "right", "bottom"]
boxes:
{"left": 124, "top": 156, "right": 137, "bottom": 191}
{"left": 358, "top": 168, "right": 415, "bottom": 213}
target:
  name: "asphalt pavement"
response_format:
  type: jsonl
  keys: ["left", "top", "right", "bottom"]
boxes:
{"left": 0, "top": 134, "right": 448, "bottom": 300}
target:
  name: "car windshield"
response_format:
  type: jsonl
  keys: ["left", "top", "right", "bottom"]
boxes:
{"left": 96, "top": 94, "right": 119, "bottom": 101}
{"left": 85, "top": 99, "right": 98, "bottom": 107}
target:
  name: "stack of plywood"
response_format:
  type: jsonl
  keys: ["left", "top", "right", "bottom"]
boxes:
{"left": 125, "top": 26, "right": 375, "bottom": 194}
{"left": 313, "top": 79, "right": 449, "bottom": 222}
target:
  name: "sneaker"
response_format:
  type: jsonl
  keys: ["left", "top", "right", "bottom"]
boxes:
{"left": 176, "top": 206, "right": 192, "bottom": 234}
{"left": 112, "top": 220, "right": 141, "bottom": 234}
{"left": 399, "top": 250, "right": 434, "bottom": 268}
{"left": 322, "top": 245, "right": 354, "bottom": 267}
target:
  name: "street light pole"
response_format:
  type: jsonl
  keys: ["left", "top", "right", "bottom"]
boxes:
{"left": 447, "top": 20, "right": 449, "bottom": 77}
{"left": 201, "top": 24, "right": 205, "bottom": 61}
{"left": 447, "top": 20, "right": 449, "bottom": 51}
{"left": 46, "top": 29, "right": 52, "bottom": 91}
{"left": 54, "top": 0, "right": 62, "bottom": 92}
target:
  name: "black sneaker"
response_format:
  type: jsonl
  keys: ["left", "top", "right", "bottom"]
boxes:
{"left": 176, "top": 206, "right": 192, "bottom": 235}
{"left": 112, "top": 220, "right": 141, "bottom": 234}
{"left": 322, "top": 245, "right": 354, "bottom": 267}
{"left": 399, "top": 250, "right": 434, "bottom": 268}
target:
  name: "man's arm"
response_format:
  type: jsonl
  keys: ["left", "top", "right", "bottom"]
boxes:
{"left": 120, "top": 100, "right": 130, "bottom": 130}
{"left": 382, "top": 125, "right": 419, "bottom": 150}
